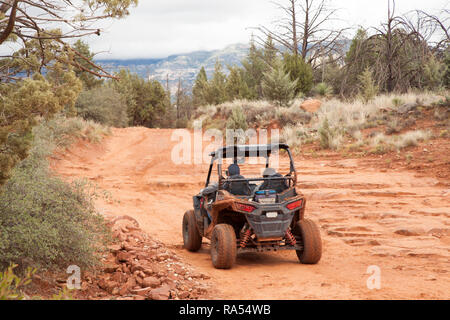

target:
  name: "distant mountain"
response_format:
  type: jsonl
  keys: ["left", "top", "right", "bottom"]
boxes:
{"left": 96, "top": 40, "right": 352, "bottom": 95}
{"left": 97, "top": 43, "right": 250, "bottom": 93}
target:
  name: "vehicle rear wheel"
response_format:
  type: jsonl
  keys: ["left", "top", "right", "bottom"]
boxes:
{"left": 210, "top": 224, "right": 237, "bottom": 269}
{"left": 294, "top": 219, "right": 322, "bottom": 264}
{"left": 182, "top": 210, "right": 202, "bottom": 252}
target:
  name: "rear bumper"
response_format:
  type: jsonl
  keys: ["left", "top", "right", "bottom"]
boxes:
{"left": 238, "top": 243, "right": 303, "bottom": 254}
{"left": 245, "top": 200, "right": 301, "bottom": 239}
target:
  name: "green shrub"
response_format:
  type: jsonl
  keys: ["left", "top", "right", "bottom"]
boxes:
{"left": 226, "top": 106, "right": 248, "bottom": 131}
{"left": 317, "top": 118, "right": 344, "bottom": 151}
{"left": 0, "top": 264, "right": 35, "bottom": 300}
{"left": 392, "top": 97, "right": 404, "bottom": 107}
{"left": 313, "top": 82, "right": 333, "bottom": 98}
{"left": 319, "top": 118, "right": 332, "bottom": 149}
{"left": 75, "top": 86, "right": 129, "bottom": 127}
{"left": 358, "top": 68, "right": 378, "bottom": 103}
{"left": 423, "top": 54, "right": 447, "bottom": 90}
{"left": 262, "top": 58, "right": 298, "bottom": 106}
{"left": 0, "top": 119, "right": 110, "bottom": 272}
{"left": 283, "top": 53, "right": 314, "bottom": 96}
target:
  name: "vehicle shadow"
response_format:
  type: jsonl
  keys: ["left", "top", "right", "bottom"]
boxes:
{"left": 236, "top": 252, "right": 298, "bottom": 267}
{"left": 198, "top": 243, "right": 298, "bottom": 267}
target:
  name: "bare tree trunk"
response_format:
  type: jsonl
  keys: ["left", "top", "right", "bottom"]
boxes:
{"left": 291, "top": 0, "right": 299, "bottom": 56}
{"left": 255, "top": 0, "right": 348, "bottom": 67}
{"left": 386, "top": 0, "right": 395, "bottom": 92}
{"left": 301, "top": 0, "right": 309, "bottom": 59}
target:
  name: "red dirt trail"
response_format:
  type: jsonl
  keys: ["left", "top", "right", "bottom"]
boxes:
{"left": 52, "top": 127, "right": 450, "bottom": 300}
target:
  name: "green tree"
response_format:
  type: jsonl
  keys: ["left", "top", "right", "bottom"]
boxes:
{"left": 0, "top": 0, "right": 137, "bottom": 187}
{"left": 423, "top": 54, "right": 447, "bottom": 90}
{"left": 242, "top": 38, "right": 266, "bottom": 99}
{"left": 1, "top": 1, "right": 138, "bottom": 82}
{"left": 110, "top": 70, "right": 170, "bottom": 128}
{"left": 225, "top": 65, "right": 251, "bottom": 101}
{"left": 72, "top": 40, "right": 104, "bottom": 90}
{"left": 358, "top": 68, "right": 378, "bottom": 103}
{"left": 0, "top": 72, "right": 81, "bottom": 186}
{"left": 192, "top": 67, "right": 209, "bottom": 107}
{"left": 444, "top": 49, "right": 450, "bottom": 88}
{"left": 283, "top": 53, "right": 313, "bottom": 96}
{"left": 263, "top": 35, "right": 278, "bottom": 68}
{"left": 75, "top": 86, "right": 129, "bottom": 127}
{"left": 46, "top": 61, "right": 83, "bottom": 117}
{"left": 262, "top": 59, "right": 298, "bottom": 106}
{"left": 208, "top": 60, "right": 227, "bottom": 105}
{"left": 341, "top": 29, "right": 377, "bottom": 96}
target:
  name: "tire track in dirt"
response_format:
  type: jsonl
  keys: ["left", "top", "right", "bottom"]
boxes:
{"left": 52, "top": 127, "right": 450, "bottom": 300}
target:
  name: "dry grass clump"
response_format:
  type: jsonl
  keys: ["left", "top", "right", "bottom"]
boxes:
{"left": 369, "top": 130, "right": 432, "bottom": 154}
{"left": 280, "top": 125, "right": 316, "bottom": 151}
{"left": 192, "top": 98, "right": 313, "bottom": 130}
{"left": 315, "top": 92, "right": 443, "bottom": 134}
{"left": 43, "top": 115, "right": 111, "bottom": 149}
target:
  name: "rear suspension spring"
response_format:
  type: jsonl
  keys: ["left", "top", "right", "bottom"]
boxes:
{"left": 240, "top": 229, "right": 252, "bottom": 248}
{"left": 285, "top": 229, "right": 297, "bottom": 246}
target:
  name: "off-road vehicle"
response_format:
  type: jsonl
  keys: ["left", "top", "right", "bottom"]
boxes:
{"left": 182, "top": 144, "right": 322, "bottom": 269}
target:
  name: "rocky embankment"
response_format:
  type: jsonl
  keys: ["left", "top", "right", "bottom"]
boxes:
{"left": 77, "top": 216, "right": 210, "bottom": 300}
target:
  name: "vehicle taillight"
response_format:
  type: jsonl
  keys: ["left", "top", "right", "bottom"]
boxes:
{"left": 286, "top": 200, "right": 302, "bottom": 210}
{"left": 236, "top": 203, "right": 256, "bottom": 213}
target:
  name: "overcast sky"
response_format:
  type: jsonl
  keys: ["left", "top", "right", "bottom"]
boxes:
{"left": 87, "top": 0, "right": 448, "bottom": 59}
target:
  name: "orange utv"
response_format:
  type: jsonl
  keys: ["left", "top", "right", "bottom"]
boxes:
{"left": 182, "top": 144, "right": 322, "bottom": 269}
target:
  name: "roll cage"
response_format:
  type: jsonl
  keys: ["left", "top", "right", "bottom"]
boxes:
{"left": 205, "top": 144, "right": 298, "bottom": 190}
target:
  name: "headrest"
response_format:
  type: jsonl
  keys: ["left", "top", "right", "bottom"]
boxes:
{"left": 263, "top": 168, "right": 277, "bottom": 177}
{"left": 227, "top": 164, "right": 240, "bottom": 176}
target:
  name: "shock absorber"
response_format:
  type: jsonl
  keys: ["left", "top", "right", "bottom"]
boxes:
{"left": 285, "top": 228, "right": 297, "bottom": 246}
{"left": 240, "top": 229, "right": 252, "bottom": 248}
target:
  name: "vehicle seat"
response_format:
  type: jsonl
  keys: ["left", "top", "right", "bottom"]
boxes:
{"left": 223, "top": 164, "right": 252, "bottom": 196}
{"left": 259, "top": 168, "right": 289, "bottom": 194}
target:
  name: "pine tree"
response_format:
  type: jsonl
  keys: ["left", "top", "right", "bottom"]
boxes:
{"left": 263, "top": 35, "right": 278, "bottom": 68}
{"left": 192, "top": 67, "right": 208, "bottom": 107}
{"left": 262, "top": 59, "right": 298, "bottom": 106}
{"left": 242, "top": 37, "right": 266, "bottom": 99}
{"left": 109, "top": 69, "right": 170, "bottom": 128}
{"left": 358, "top": 68, "right": 379, "bottom": 103}
{"left": 208, "top": 60, "right": 227, "bottom": 105}
{"left": 225, "top": 65, "right": 251, "bottom": 101}
{"left": 283, "top": 53, "right": 313, "bottom": 96}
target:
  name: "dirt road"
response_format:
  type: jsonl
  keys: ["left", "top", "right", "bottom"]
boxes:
{"left": 52, "top": 127, "right": 450, "bottom": 299}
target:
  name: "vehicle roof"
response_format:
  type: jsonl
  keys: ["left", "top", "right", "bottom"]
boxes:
{"left": 209, "top": 144, "right": 290, "bottom": 159}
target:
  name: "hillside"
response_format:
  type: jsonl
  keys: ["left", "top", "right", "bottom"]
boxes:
{"left": 97, "top": 43, "right": 250, "bottom": 92}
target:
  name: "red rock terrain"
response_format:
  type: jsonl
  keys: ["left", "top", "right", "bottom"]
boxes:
{"left": 51, "top": 127, "right": 450, "bottom": 300}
